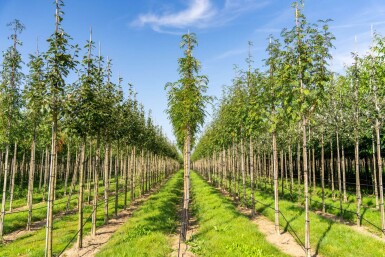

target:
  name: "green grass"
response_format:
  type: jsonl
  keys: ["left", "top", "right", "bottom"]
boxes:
{"left": 0, "top": 176, "right": 162, "bottom": 257}
{"left": 214, "top": 175, "right": 385, "bottom": 257}
{"left": 252, "top": 178, "right": 383, "bottom": 236}
{"left": 1, "top": 178, "right": 122, "bottom": 235}
{"left": 96, "top": 170, "right": 184, "bottom": 257}
{"left": 188, "top": 171, "right": 290, "bottom": 257}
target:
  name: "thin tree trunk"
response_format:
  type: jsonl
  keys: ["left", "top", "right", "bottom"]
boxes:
{"left": 289, "top": 145, "right": 294, "bottom": 198}
{"left": 0, "top": 143, "right": 10, "bottom": 240}
{"left": 104, "top": 142, "right": 110, "bottom": 225}
{"left": 375, "top": 118, "right": 385, "bottom": 235}
{"left": 45, "top": 109, "right": 58, "bottom": 257}
{"left": 302, "top": 117, "right": 311, "bottom": 257}
{"left": 77, "top": 136, "right": 86, "bottom": 249}
{"left": 115, "top": 142, "right": 120, "bottom": 217}
{"left": 250, "top": 138, "right": 255, "bottom": 216}
{"left": 241, "top": 138, "right": 246, "bottom": 205}
{"left": 9, "top": 142, "right": 18, "bottom": 212}
{"left": 27, "top": 131, "right": 36, "bottom": 230}
{"left": 91, "top": 134, "right": 100, "bottom": 237}
{"left": 342, "top": 145, "right": 347, "bottom": 202}
{"left": 355, "top": 137, "right": 361, "bottom": 226}
{"left": 64, "top": 143, "right": 70, "bottom": 196}
{"left": 330, "top": 140, "right": 335, "bottom": 200}
{"left": 272, "top": 131, "right": 279, "bottom": 235}
{"left": 336, "top": 131, "right": 343, "bottom": 219}
{"left": 321, "top": 133, "right": 325, "bottom": 213}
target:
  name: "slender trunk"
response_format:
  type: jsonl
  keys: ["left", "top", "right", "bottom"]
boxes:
{"left": 182, "top": 129, "right": 191, "bottom": 241}
{"left": 9, "top": 142, "right": 18, "bottom": 212}
{"left": 64, "top": 143, "right": 70, "bottom": 196}
{"left": 124, "top": 148, "right": 129, "bottom": 209}
{"left": 342, "top": 145, "right": 347, "bottom": 202}
{"left": 330, "top": 140, "right": 335, "bottom": 200}
{"left": 0, "top": 144, "right": 10, "bottom": 240}
{"left": 336, "top": 131, "right": 343, "bottom": 219}
{"left": 355, "top": 137, "right": 361, "bottom": 226}
{"left": 303, "top": 116, "right": 311, "bottom": 256}
{"left": 43, "top": 146, "right": 49, "bottom": 202}
{"left": 115, "top": 142, "right": 120, "bottom": 217}
{"left": 372, "top": 136, "right": 379, "bottom": 209}
{"left": 39, "top": 149, "right": 44, "bottom": 191}
{"left": 249, "top": 138, "right": 255, "bottom": 216}
{"left": 91, "top": 134, "right": 100, "bottom": 237}
{"left": 241, "top": 138, "right": 246, "bottom": 205}
{"left": 104, "top": 142, "right": 109, "bottom": 224}
{"left": 45, "top": 109, "right": 58, "bottom": 257}
{"left": 375, "top": 119, "right": 385, "bottom": 235}
{"left": 272, "top": 131, "right": 279, "bottom": 235}
{"left": 77, "top": 136, "right": 86, "bottom": 249}
{"left": 27, "top": 131, "right": 36, "bottom": 230}
{"left": 321, "top": 133, "right": 325, "bottom": 213}
{"left": 297, "top": 142, "right": 301, "bottom": 201}
{"left": 289, "top": 145, "right": 294, "bottom": 198}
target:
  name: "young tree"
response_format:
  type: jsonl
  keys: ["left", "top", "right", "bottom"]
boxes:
{"left": 0, "top": 19, "right": 25, "bottom": 240}
{"left": 165, "top": 32, "right": 210, "bottom": 240}
{"left": 24, "top": 41, "right": 46, "bottom": 231}
{"left": 43, "top": 0, "right": 77, "bottom": 255}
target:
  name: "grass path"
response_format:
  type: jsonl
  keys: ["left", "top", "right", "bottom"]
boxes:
{"left": 96, "top": 170, "right": 184, "bottom": 257}
{"left": 188, "top": 171, "right": 290, "bottom": 257}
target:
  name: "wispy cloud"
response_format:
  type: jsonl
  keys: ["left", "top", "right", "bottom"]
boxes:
{"left": 131, "top": 0, "right": 270, "bottom": 33}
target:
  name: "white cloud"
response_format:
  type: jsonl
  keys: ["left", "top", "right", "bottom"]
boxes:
{"left": 132, "top": 0, "right": 270, "bottom": 33}
{"left": 132, "top": 0, "right": 216, "bottom": 30}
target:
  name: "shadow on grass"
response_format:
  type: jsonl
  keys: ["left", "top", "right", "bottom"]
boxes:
{"left": 315, "top": 221, "right": 333, "bottom": 256}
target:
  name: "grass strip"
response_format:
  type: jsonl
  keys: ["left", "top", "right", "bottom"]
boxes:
{"left": 188, "top": 171, "right": 290, "bottom": 257}
{"left": 96, "top": 170, "right": 184, "bottom": 257}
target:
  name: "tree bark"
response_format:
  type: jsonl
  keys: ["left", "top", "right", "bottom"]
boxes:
{"left": 77, "top": 136, "right": 86, "bottom": 249}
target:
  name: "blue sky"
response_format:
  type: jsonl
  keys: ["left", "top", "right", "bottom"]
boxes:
{"left": 0, "top": 0, "right": 384, "bottom": 143}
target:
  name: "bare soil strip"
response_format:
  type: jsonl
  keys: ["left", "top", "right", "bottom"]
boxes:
{"left": 170, "top": 212, "right": 197, "bottom": 257}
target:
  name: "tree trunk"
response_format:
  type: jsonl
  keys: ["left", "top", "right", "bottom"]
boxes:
{"left": 27, "top": 131, "right": 36, "bottom": 230}
{"left": 0, "top": 143, "right": 10, "bottom": 240}
{"left": 272, "top": 131, "right": 280, "bottom": 235}
{"left": 297, "top": 142, "right": 301, "bottom": 201}
{"left": 91, "top": 134, "right": 100, "bottom": 237}
{"left": 330, "top": 140, "right": 335, "bottom": 200}
{"left": 336, "top": 131, "right": 343, "bottom": 219}
{"left": 241, "top": 138, "right": 246, "bottom": 205}
{"left": 104, "top": 142, "right": 110, "bottom": 225}
{"left": 115, "top": 142, "right": 120, "bottom": 217}
{"left": 289, "top": 145, "right": 294, "bottom": 199}
{"left": 375, "top": 119, "right": 385, "bottom": 235}
{"left": 45, "top": 110, "right": 58, "bottom": 257}
{"left": 303, "top": 117, "right": 310, "bottom": 257}
{"left": 182, "top": 128, "right": 191, "bottom": 241}
{"left": 355, "top": 137, "right": 361, "bottom": 226}
{"left": 9, "top": 142, "right": 18, "bottom": 212}
{"left": 250, "top": 138, "right": 255, "bottom": 216}
{"left": 321, "top": 133, "right": 325, "bottom": 213}
{"left": 77, "top": 136, "right": 86, "bottom": 249}
{"left": 64, "top": 143, "right": 70, "bottom": 196}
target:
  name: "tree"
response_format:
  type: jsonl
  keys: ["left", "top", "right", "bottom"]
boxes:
{"left": 24, "top": 41, "right": 46, "bottom": 231}
{"left": 165, "top": 32, "right": 210, "bottom": 240}
{"left": 0, "top": 19, "right": 25, "bottom": 241}
{"left": 43, "top": 0, "right": 77, "bottom": 255}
